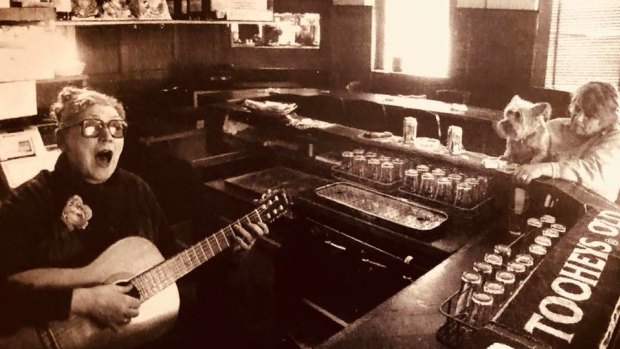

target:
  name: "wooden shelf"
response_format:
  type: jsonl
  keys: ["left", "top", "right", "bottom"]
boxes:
{"left": 231, "top": 44, "right": 320, "bottom": 49}
{"left": 54, "top": 19, "right": 274, "bottom": 26}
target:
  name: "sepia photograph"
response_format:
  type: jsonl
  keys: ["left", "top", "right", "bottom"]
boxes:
{"left": 0, "top": 0, "right": 619, "bottom": 348}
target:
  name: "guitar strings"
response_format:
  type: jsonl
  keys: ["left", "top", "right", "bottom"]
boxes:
{"left": 131, "top": 209, "right": 263, "bottom": 302}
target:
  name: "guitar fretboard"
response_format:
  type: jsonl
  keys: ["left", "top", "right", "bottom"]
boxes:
{"left": 131, "top": 209, "right": 262, "bottom": 302}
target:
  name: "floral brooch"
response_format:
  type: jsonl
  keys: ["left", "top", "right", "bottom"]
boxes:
{"left": 61, "top": 195, "right": 93, "bottom": 231}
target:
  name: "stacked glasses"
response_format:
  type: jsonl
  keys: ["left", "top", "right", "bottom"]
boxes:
{"left": 400, "top": 163, "right": 490, "bottom": 208}
{"left": 339, "top": 149, "right": 492, "bottom": 210}
{"left": 339, "top": 149, "right": 408, "bottom": 184}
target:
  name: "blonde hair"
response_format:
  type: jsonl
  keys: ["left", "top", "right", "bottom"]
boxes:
{"left": 50, "top": 86, "right": 126, "bottom": 126}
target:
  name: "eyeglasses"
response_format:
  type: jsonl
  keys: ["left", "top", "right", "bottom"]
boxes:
{"left": 58, "top": 119, "right": 128, "bottom": 139}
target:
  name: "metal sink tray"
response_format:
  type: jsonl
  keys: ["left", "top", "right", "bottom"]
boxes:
{"left": 315, "top": 182, "right": 448, "bottom": 234}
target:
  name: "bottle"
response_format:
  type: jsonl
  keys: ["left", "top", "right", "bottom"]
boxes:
{"left": 187, "top": 0, "right": 202, "bottom": 20}
{"left": 173, "top": 0, "right": 188, "bottom": 19}
{"left": 55, "top": 0, "right": 72, "bottom": 20}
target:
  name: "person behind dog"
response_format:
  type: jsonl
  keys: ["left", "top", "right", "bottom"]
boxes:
{"left": 0, "top": 86, "right": 267, "bottom": 343}
{"left": 514, "top": 81, "right": 620, "bottom": 202}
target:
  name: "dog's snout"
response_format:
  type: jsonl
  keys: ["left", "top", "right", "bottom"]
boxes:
{"left": 496, "top": 119, "right": 515, "bottom": 139}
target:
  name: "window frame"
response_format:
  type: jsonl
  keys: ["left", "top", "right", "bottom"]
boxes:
{"left": 372, "top": 0, "right": 456, "bottom": 78}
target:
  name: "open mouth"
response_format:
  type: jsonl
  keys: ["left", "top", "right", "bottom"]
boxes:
{"left": 95, "top": 150, "right": 113, "bottom": 167}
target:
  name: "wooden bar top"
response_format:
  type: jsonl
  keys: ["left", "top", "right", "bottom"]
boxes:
{"left": 210, "top": 100, "right": 499, "bottom": 175}
{"left": 197, "top": 87, "right": 503, "bottom": 123}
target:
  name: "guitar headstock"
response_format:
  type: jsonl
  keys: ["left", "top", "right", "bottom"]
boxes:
{"left": 256, "top": 189, "right": 291, "bottom": 223}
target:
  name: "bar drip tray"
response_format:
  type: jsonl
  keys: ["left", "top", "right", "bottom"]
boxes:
{"left": 315, "top": 182, "right": 448, "bottom": 237}
{"left": 224, "top": 166, "right": 330, "bottom": 197}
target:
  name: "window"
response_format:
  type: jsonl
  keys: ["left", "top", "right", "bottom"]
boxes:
{"left": 379, "top": 0, "right": 451, "bottom": 78}
{"left": 545, "top": 0, "right": 620, "bottom": 91}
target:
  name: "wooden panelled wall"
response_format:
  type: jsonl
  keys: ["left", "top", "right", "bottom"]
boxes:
{"left": 64, "top": 1, "right": 544, "bottom": 111}
{"left": 73, "top": 24, "right": 326, "bottom": 94}
{"left": 68, "top": 0, "right": 334, "bottom": 100}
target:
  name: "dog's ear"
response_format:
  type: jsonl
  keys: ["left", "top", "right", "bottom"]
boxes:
{"left": 532, "top": 102, "right": 552, "bottom": 121}
{"left": 509, "top": 95, "right": 523, "bottom": 104}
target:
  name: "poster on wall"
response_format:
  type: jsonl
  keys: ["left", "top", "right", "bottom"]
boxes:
{"left": 211, "top": 0, "right": 273, "bottom": 21}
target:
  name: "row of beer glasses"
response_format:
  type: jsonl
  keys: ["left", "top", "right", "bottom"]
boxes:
{"left": 340, "top": 149, "right": 491, "bottom": 207}
{"left": 402, "top": 165, "right": 489, "bottom": 208}
{"left": 455, "top": 214, "right": 567, "bottom": 327}
{"left": 341, "top": 149, "right": 406, "bottom": 183}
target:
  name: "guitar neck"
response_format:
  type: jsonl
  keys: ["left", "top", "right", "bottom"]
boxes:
{"left": 131, "top": 209, "right": 262, "bottom": 302}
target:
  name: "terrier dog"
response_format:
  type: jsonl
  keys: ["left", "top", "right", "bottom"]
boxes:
{"left": 496, "top": 95, "right": 552, "bottom": 164}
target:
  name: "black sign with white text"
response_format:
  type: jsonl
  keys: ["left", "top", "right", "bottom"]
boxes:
{"left": 489, "top": 209, "right": 620, "bottom": 349}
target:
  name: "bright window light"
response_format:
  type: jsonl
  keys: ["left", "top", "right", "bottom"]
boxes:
{"left": 384, "top": 0, "right": 450, "bottom": 78}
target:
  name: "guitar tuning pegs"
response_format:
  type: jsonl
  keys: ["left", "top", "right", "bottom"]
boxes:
{"left": 278, "top": 205, "right": 283, "bottom": 211}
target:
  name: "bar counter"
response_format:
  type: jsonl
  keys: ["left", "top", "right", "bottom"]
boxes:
{"left": 204, "top": 94, "right": 620, "bottom": 349}
{"left": 195, "top": 87, "right": 502, "bottom": 123}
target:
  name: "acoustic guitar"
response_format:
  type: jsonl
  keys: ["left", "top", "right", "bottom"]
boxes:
{"left": 1, "top": 190, "right": 290, "bottom": 349}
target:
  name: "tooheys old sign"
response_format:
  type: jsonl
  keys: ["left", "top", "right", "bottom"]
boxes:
{"left": 493, "top": 210, "right": 620, "bottom": 349}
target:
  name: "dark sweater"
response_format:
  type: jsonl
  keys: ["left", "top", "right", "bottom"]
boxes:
{"left": 0, "top": 153, "right": 176, "bottom": 332}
